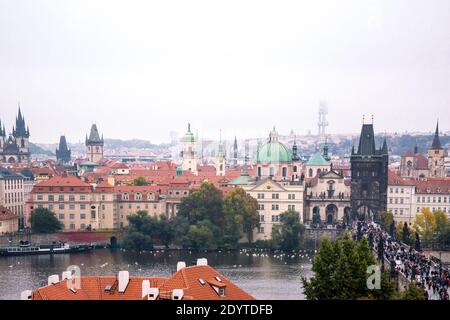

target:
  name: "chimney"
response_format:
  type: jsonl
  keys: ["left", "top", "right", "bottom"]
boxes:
{"left": 118, "top": 271, "right": 130, "bottom": 293}
{"left": 177, "top": 261, "right": 186, "bottom": 271}
{"left": 62, "top": 271, "right": 72, "bottom": 280}
{"left": 48, "top": 275, "right": 60, "bottom": 285}
{"left": 196, "top": 258, "right": 208, "bottom": 266}
{"left": 148, "top": 288, "right": 159, "bottom": 300}
{"left": 142, "top": 280, "right": 150, "bottom": 298}
{"left": 172, "top": 289, "right": 184, "bottom": 300}
{"left": 20, "top": 290, "right": 32, "bottom": 300}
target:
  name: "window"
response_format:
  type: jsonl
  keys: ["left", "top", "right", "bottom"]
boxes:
{"left": 80, "top": 195, "right": 86, "bottom": 201}
{"left": 259, "top": 215, "right": 265, "bottom": 222}
{"left": 69, "top": 195, "right": 75, "bottom": 202}
{"left": 288, "top": 205, "right": 296, "bottom": 211}
{"left": 147, "top": 193, "right": 154, "bottom": 200}
{"left": 70, "top": 224, "right": 76, "bottom": 230}
{"left": 58, "top": 195, "right": 64, "bottom": 202}
{"left": 272, "top": 193, "right": 279, "bottom": 199}
{"left": 69, "top": 214, "right": 75, "bottom": 220}
{"left": 59, "top": 213, "right": 65, "bottom": 220}
{"left": 288, "top": 194, "right": 295, "bottom": 200}
{"left": 122, "top": 193, "right": 129, "bottom": 201}
{"left": 59, "top": 204, "right": 65, "bottom": 210}
{"left": 91, "top": 211, "right": 96, "bottom": 219}
{"left": 135, "top": 193, "right": 142, "bottom": 201}
{"left": 48, "top": 195, "right": 54, "bottom": 202}
{"left": 272, "top": 215, "right": 280, "bottom": 222}
{"left": 69, "top": 204, "right": 75, "bottom": 210}
{"left": 37, "top": 195, "right": 43, "bottom": 201}
{"left": 271, "top": 204, "right": 279, "bottom": 211}
{"left": 80, "top": 204, "right": 86, "bottom": 210}
{"left": 80, "top": 213, "right": 86, "bottom": 219}
{"left": 258, "top": 204, "right": 265, "bottom": 210}
{"left": 80, "top": 224, "right": 86, "bottom": 230}
{"left": 257, "top": 226, "right": 265, "bottom": 234}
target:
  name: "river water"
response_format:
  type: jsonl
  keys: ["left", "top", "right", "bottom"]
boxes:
{"left": 0, "top": 248, "right": 314, "bottom": 300}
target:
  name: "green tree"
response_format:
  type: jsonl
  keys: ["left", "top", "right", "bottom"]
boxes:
{"left": 171, "top": 216, "right": 191, "bottom": 247}
{"left": 122, "top": 211, "right": 155, "bottom": 251}
{"left": 434, "top": 210, "right": 449, "bottom": 247}
{"left": 223, "top": 187, "right": 259, "bottom": 245}
{"left": 132, "top": 176, "right": 148, "bottom": 186}
{"left": 154, "top": 215, "right": 174, "bottom": 248}
{"left": 402, "top": 222, "right": 411, "bottom": 244}
{"left": 178, "top": 181, "right": 224, "bottom": 228}
{"left": 271, "top": 210, "right": 305, "bottom": 251}
{"left": 29, "top": 208, "right": 63, "bottom": 233}
{"left": 187, "top": 223, "right": 216, "bottom": 251}
{"left": 302, "top": 233, "right": 382, "bottom": 300}
{"left": 382, "top": 212, "right": 394, "bottom": 232}
{"left": 401, "top": 283, "right": 425, "bottom": 300}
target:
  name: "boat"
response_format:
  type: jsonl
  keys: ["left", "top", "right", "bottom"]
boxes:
{"left": 0, "top": 241, "right": 94, "bottom": 256}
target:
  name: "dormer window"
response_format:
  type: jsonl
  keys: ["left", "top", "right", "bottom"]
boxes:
{"left": 218, "top": 287, "right": 225, "bottom": 297}
{"left": 122, "top": 193, "right": 129, "bottom": 201}
{"left": 135, "top": 192, "right": 142, "bottom": 201}
{"left": 147, "top": 193, "right": 154, "bottom": 200}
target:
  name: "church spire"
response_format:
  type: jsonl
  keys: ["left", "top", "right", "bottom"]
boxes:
{"left": 431, "top": 120, "right": 442, "bottom": 150}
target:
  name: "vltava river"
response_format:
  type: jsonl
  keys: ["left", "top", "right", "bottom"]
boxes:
{"left": 0, "top": 248, "right": 314, "bottom": 300}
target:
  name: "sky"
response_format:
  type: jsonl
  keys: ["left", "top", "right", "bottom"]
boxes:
{"left": 0, "top": 0, "right": 449, "bottom": 144}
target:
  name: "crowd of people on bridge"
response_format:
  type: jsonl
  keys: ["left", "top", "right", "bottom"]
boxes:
{"left": 355, "top": 221, "right": 450, "bottom": 300}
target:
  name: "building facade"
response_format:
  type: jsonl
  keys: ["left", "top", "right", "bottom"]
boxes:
{"left": 0, "top": 168, "right": 25, "bottom": 230}
{"left": 242, "top": 178, "right": 304, "bottom": 241}
{"left": 304, "top": 169, "right": 351, "bottom": 225}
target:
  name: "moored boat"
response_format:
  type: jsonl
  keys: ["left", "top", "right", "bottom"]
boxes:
{"left": 0, "top": 241, "right": 94, "bottom": 256}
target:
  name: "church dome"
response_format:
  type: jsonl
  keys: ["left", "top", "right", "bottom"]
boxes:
{"left": 257, "top": 127, "right": 292, "bottom": 164}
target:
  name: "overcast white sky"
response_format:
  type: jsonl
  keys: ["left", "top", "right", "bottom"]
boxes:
{"left": 0, "top": 0, "right": 449, "bottom": 144}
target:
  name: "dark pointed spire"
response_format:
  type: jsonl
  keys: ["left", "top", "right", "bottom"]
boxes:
{"left": 13, "top": 104, "right": 29, "bottom": 138}
{"left": 292, "top": 135, "right": 300, "bottom": 161}
{"left": 86, "top": 124, "right": 103, "bottom": 145}
{"left": 56, "top": 135, "right": 71, "bottom": 164}
{"left": 357, "top": 123, "right": 376, "bottom": 155}
{"left": 414, "top": 140, "right": 418, "bottom": 154}
{"left": 431, "top": 120, "right": 442, "bottom": 150}
{"left": 381, "top": 136, "right": 388, "bottom": 154}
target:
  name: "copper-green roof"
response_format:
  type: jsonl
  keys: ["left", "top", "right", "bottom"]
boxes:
{"left": 257, "top": 141, "right": 292, "bottom": 164}
{"left": 307, "top": 152, "right": 329, "bottom": 166}
{"left": 229, "top": 171, "right": 251, "bottom": 185}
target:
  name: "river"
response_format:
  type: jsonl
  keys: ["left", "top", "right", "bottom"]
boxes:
{"left": 0, "top": 248, "right": 314, "bottom": 300}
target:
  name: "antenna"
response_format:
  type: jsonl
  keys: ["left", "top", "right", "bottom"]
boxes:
{"left": 318, "top": 100, "right": 328, "bottom": 144}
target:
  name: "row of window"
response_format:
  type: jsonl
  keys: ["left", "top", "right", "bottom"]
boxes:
{"left": 4, "top": 192, "right": 23, "bottom": 204}
{"left": 257, "top": 204, "right": 296, "bottom": 211}
{"left": 121, "top": 192, "right": 156, "bottom": 201}
{"left": 389, "top": 198, "right": 406, "bottom": 204}
{"left": 417, "top": 196, "right": 448, "bottom": 204}
{"left": 389, "top": 187, "right": 408, "bottom": 194}
{"left": 416, "top": 207, "right": 448, "bottom": 213}
{"left": 256, "top": 193, "right": 296, "bottom": 200}
{"left": 119, "top": 203, "right": 159, "bottom": 210}
{"left": 3, "top": 179, "right": 23, "bottom": 190}
{"left": 58, "top": 211, "right": 97, "bottom": 220}
{"left": 259, "top": 215, "right": 281, "bottom": 222}
{"left": 36, "top": 194, "right": 89, "bottom": 202}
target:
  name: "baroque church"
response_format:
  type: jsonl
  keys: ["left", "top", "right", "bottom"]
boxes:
{"left": 0, "top": 108, "right": 31, "bottom": 163}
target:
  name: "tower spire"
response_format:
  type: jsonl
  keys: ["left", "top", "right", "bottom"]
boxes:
{"left": 431, "top": 120, "right": 442, "bottom": 149}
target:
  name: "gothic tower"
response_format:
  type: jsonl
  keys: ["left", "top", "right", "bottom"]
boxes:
{"left": 180, "top": 123, "right": 198, "bottom": 175}
{"left": 12, "top": 106, "right": 31, "bottom": 161}
{"left": 350, "top": 122, "right": 388, "bottom": 222}
{"left": 428, "top": 121, "right": 445, "bottom": 178}
{"left": 56, "top": 135, "right": 72, "bottom": 164}
{"left": 86, "top": 124, "right": 104, "bottom": 163}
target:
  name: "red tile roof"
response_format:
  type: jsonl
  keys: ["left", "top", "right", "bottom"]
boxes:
{"left": 0, "top": 206, "right": 17, "bottom": 221}
{"left": 31, "top": 265, "right": 255, "bottom": 300}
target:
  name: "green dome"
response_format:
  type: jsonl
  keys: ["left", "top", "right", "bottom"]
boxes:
{"left": 257, "top": 127, "right": 292, "bottom": 164}
{"left": 257, "top": 141, "right": 292, "bottom": 164}
{"left": 307, "top": 152, "right": 329, "bottom": 166}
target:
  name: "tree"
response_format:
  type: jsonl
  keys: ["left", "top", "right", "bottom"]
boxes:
{"left": 178, "top": 181, "right": 224, "bottom": 228}
{"left": 382, "top": 212, "right": 394, "bottom": 232}
{"left": 401, "top": 283, "right": 425, "bottom": 300}
{"left": 154, "top": 215, "right": 174, "bottom": 248}
{"left": 302, "top": 233, "right": 380, "bottom": 300}
{"left": 132, "top": 176, "right": 149, "bottom": 186}
{"left": 29, "top": 208, "right": 63, "bottom": 233}
{"left": 187, "top": 223, "right": 216, "bottom": 251}
{"left": 389, "top": 220, "right": 396, "bottom": 238}
{"left": 122, "top": 211, "right": 155, "bottom": 251}
{"left": 271, "top": 210, "right": 305, "bottom": 251}
{"left": 413, "top": 208, "right": 436, "bottom": 245}
{"left": 434, "top": 210, "right": 449, "bottom": 247}
{"left": 223, "top": 188, "right": 259, "bottom": 244}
